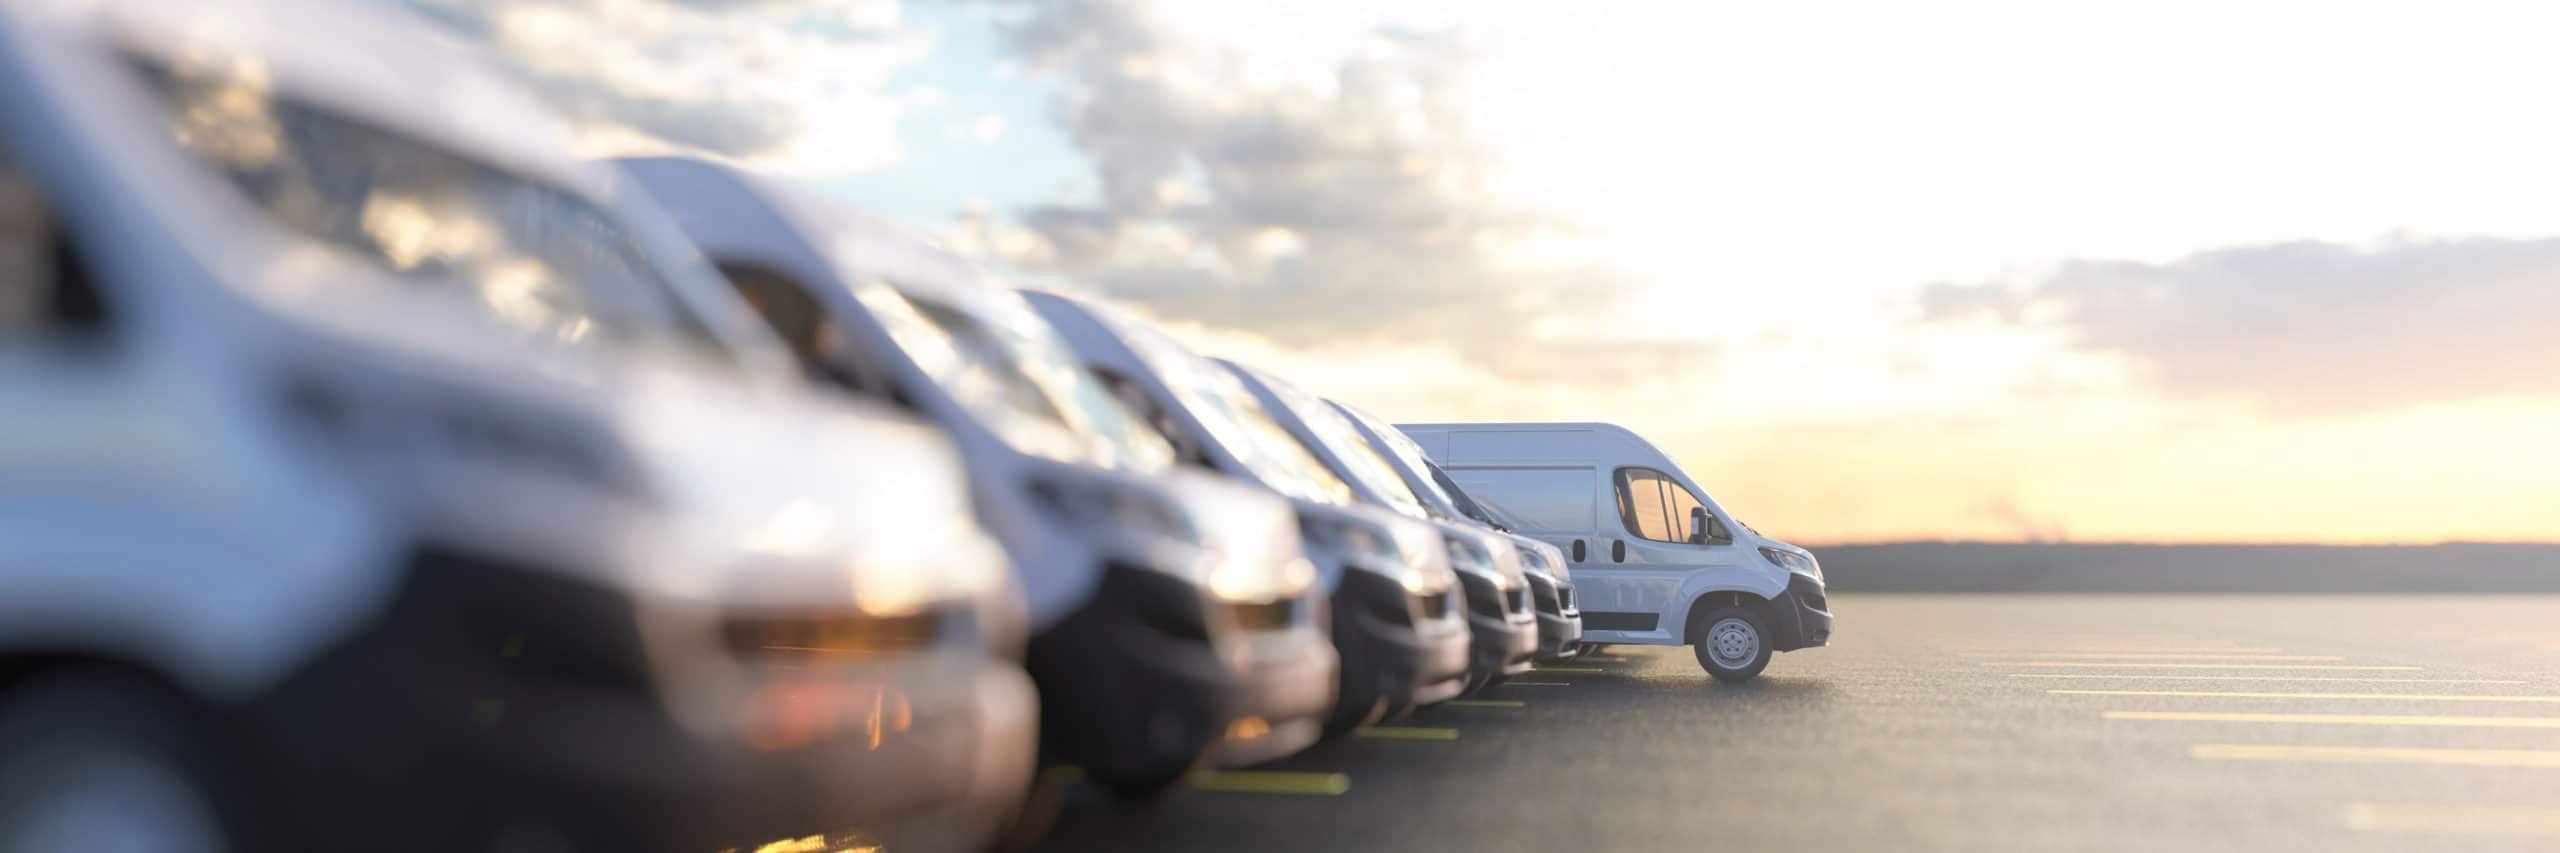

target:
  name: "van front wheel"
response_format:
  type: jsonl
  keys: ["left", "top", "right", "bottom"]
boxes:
{"left": 1691, "top": 607, "right": 1771, "bottom": 682}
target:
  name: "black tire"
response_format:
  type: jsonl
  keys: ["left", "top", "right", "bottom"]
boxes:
{"left": 1092, "top": 765, "right": 1191, "bottom": 806}
{"left": 1690, "top": 606, "right": 1772, "bottom": 682}
{"left": 0, "top": 670, "right": 248, "bottom": 853}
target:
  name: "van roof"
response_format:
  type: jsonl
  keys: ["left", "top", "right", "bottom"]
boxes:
{"left": 616, "top": 155, "right": 1013, "bottom": 315}
{"left": 1395, "top": 421, "right": 1676, "bottom": 468}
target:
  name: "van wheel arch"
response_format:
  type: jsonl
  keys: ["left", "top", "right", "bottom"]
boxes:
{"left": 1678, "top": 590, "right": 1775, "bottom": 645}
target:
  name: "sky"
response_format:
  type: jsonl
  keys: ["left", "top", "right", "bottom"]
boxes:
{"left": 406, "top": 0, "right": 2560, "bottom": 545}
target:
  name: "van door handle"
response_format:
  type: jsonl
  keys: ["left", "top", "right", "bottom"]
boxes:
{"left": 1611, "top": 539, "right": 1626, "bottom": 563}
{"left": 1570, "top": 539, "right": 1586, "bottom": 562}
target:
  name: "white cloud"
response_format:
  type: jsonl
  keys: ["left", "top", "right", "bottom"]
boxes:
{"left": 404, "top": 0, "right": 932, "bottom": 175}
{"left": 1923, "top": 236, "right": 2560, "bottom": 414}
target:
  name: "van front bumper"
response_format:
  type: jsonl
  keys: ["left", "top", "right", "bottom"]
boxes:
{"left": 1528, "top": 575, "right": 1582, "bottom": 662}
{"left": 1329, "top": 571, "right": 1472, "bottom": 722}
{"left": 1459, "top": 574, "right": 1538, "bottom": 680}
{"left": 1769, "top": 572, "right": 1833, "bottom": 652}
{"left": 1205, "top": 596, "right": 1338, "bottom": 766}
{"left": 246, "top": 550, "right": 1039, "bottom": 853}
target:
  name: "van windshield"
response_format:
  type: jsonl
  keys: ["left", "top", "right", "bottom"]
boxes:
{"left": 137, "top": 59, "right": 733, "bottom": 361}
{"left": 1245, "top": 371, "right": 1433, "bottom": 520}
{"left": 1336, "top": 402, "right": 1477, "bottom": 521}
{"left": 1100, "top": 313, "right": 1352, "bottom": 504}
{"left": 1429, "top": 462, "right": 1525, "bottom": 530}
{"left": 861, "top": 283, "right": 1173, "bottom": 471}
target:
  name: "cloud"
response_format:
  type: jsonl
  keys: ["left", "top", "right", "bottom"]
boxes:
{"left": 977, "top": 0, "right": 1692, "bottom": 383}
{"left": 402, "top": 0, "right": 930, "bottom": 175}
{"left": 1923, "top": 236, "right": 2560, "bottom": 414}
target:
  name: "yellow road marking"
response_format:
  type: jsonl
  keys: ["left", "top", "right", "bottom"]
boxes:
{"left": 2192, "top": 743, "right": 2560, "bottom": 768}
{"left": 1501, "top": 681, "right": 1574, "bottom": 686}
{"left": 1944, "top": 642, "right": 2273, "bottom": 649}
{"left": 1537, "top": 666, "right": 1606, "bottom": 673}
{"left": 1445, "top": 699, "right": 1526, "bottom": 708}
{"left": 2110, "top": 710, "right": 2560, "bottom": 729}
{"left": 1189, "top": 770, "right": 1351, "bottom": 795}
{"left": 1985, "top": 662, "right": 2420, "bottom": 670}
{"left": 2056, "top": 689, "right": 2560, "bottom": 703}
{"left": 2342, "top": 803, "right": 2560, "bottom": 837}
{"left": 1353, "top": 725, "right": 1459, "bottom": 741}
{"left": 2013, "top": 674, "right": 2526, "bottom": 684}
{"left": 1969, "top": 653, "right": 2340, "bottom": 661}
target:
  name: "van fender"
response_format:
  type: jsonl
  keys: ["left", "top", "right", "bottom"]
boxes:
{"left": 1665, "top": 568, "right": 1788, "bottom": 645}
{"left": 0, "top": 492, "right": 402, "bottom": 702}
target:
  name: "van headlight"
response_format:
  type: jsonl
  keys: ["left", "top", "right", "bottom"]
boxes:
{"left": 1444, "top": 534, "right": 1497, "bottom": 583}
{"left": 1760, "top": 546, "right": 1819, "bottom": 579}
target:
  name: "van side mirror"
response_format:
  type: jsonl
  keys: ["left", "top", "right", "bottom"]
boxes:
{"left": 1690, "top": 507, "right": 1732, "bottom": 545}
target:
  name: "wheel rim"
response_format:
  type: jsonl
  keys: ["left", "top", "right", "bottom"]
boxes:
{"left": 1705, "top": 617, "right": 1760, "bottom": 668}
{"left": 0, "top": 746, "right": 226, "bottom": 853}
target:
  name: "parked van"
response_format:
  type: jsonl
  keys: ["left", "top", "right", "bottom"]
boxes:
{"left": 1214, "top": 360, "right": 1545, "bottom": 687}
{"left": 0, "top": 2, "right": 1037, "bottom": 850}
{"left": 621, "top": 157, "right": 1336, "bottom": 796}
{"left": 1329, "top": 401, "right": 1583, "bottom": 663}
{"left": 1026, "top": 291, "right": 1486, "bottom": 719}
{"left": 1397, "top": 423, "right": 1831, "bottom": 681}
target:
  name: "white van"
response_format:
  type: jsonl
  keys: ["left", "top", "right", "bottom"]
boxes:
{"left": 621, "top": 157, "right": 1336, "bottom": 796}
{"left": 1397, "top": 423, "right": 1831, "bottom": 681}
{"left": 0, "top": 2, "right": 1036, "bottom": 850}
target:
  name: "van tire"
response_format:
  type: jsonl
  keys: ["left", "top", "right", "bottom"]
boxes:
{"left": 1094, "top": 766, "right": 1189, "bottom": 806}
{"left": 1690, "top": 607, "right": 1771, "bottom": 682}
{"left": 0, "top": 669, "right": 246, "bottom": 853}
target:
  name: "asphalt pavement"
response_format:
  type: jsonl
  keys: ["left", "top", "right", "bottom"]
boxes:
{"left": 1034, "top": 594, "right": 2560, "bottom": 852}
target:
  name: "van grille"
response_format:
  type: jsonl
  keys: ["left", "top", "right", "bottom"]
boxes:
{"left": 1506, "top": 587, "right": 1528, "bottom": 614}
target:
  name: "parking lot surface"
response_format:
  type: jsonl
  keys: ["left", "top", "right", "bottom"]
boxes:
{"left": 1036, "top": 594, "right": 2560, "bottom": 852}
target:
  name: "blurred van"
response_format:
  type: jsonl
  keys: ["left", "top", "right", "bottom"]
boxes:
{"left": 1328, "top": 400, "right": 1584, "bottom": 663}
{"left": 1397, "top": 423, "right": 1831, "bottom": 681}
{"left": 1214, "top": 360, "right": 1544, "bottom": 690}
{"left": 1025, "top": 291, "right": 1485, "bottom": 720}
{"left": 0, "top": 1, "right": 1036, "bottom": 850}
{"left": 620, "top": 157, "right": 1337, "bottom": 797}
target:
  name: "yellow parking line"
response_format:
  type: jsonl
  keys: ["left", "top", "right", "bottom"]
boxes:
{"left": 2013, "top": 674, "right": 2526, "bottom": 684}
{"left": 2110, "top": 710, "right": 2560, "bottom": 729}
{"left": 2056, "top": 689, "right": 2560, "bottom": 703}
{"left": 1972, "top": 653, "right": 2341, "bottom": 661}
{"left": 1189, "top": 770, "right": 1351, "bottom": 796}
{"left": 1353, "top": 725, "right": 1459, "bottom": 741}
{"left": 1955, "top": 647, "right": 2288, "bottom": 655}
{"left": 1445, "top": 699, "right": 1526, "bottom": 708}
{"left": 2342, "top": 803, "right": 2560, "bottom": 837}
{"left": 1501, "top": 681, "right": 1573, "bottom": 686}
{"left": 1985, "top": 662, "right": 2420, "bottom": 670}
{"left": 1537, "top": 666, "right": 1607, "bottom": 673}
{"left": 2192, "top": 743, "right": 2560, "bottom": 768}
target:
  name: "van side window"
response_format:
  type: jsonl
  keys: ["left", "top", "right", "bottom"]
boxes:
{"left": 0, "top": 151, "right": 109, "bottom": 341}
{"left": 1615, "top": 467, "right": 1708, "bottom": 544}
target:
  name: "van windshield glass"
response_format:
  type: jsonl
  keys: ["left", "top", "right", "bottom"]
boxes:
{"left": 863, "top": 284, "right": 1173, "bottom": 471}
{"left": 1337, "top": 403, "right": 1476, "bottom": 520}
{"left": 1432, "top": 462, "right": 1525, "bottom": 530}
{"left": 1101, "top": 312, "right": 1352, "bottom": 504}
{"left": 137, "top": 59, "right": 732, "bottom": 360}
{"left": 1248, "top": 372, "right": 1433, "bottom": 519}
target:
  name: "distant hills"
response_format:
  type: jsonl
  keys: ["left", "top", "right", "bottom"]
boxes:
{"left": 1811, "top": 542, "right": 2560, "bottom": 594}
